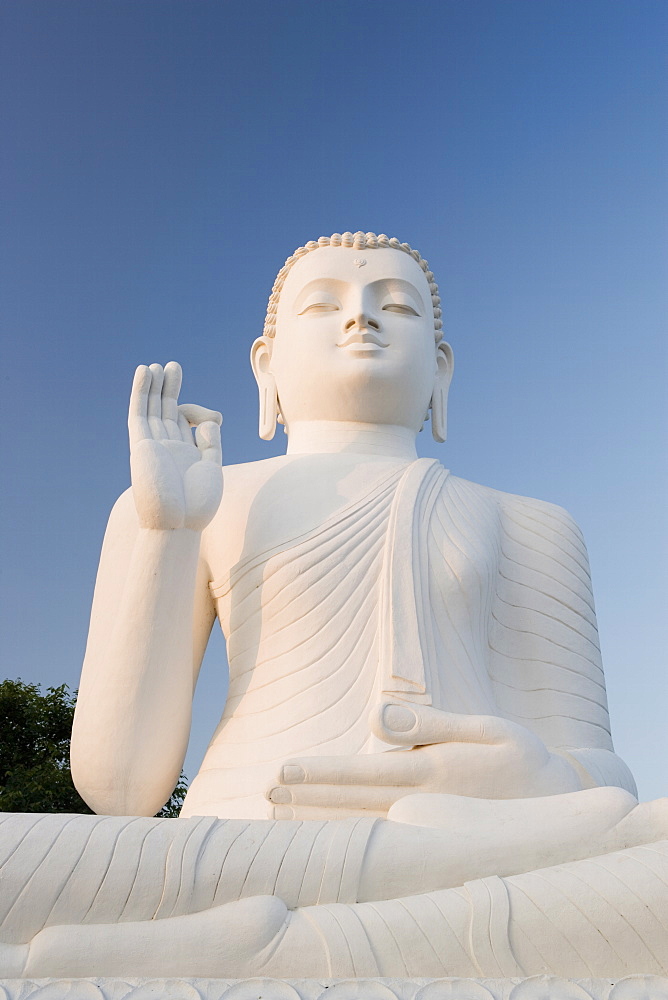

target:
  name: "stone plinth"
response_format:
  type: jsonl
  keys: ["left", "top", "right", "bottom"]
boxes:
{"left": 1, "top": 978, "right": 668, "bottom": 999}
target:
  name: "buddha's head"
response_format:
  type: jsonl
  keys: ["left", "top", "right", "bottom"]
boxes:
{"left": 251, "top": 232, "right": 454, "bottom": 443}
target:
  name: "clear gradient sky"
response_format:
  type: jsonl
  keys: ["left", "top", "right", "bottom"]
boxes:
{"left": 1, "top": 0, "right": 666, "bottom": 801}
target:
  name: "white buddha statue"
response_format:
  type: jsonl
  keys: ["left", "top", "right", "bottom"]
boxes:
{"left": 1, "top": 232, "right": 666, "bottom": 982}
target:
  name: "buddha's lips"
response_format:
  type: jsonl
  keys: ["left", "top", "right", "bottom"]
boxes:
{"left": 338, "top": 331, "right": 389, "bottom": 351}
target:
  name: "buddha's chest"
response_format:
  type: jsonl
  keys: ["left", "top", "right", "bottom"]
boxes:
{"left": 203, "top": 455, "right": 413, "bottom": 600}
{"left": 205, "top": 467, "right": 504, "bottom": 757}
{"left": 206, "top": 464, "right": 502, "bottom": 685}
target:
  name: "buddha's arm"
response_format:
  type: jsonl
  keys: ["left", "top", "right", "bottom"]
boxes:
{"left": 492, "top": 495, "right": 637, "bottom": 795}
{"left": 71, "top": 491, "right": 216, "bottom": 816}
{"left": 71, "top": 362, "right": 222, "bottom": 816}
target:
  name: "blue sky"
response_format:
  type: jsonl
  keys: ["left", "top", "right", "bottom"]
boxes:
{"left": 1, "top": 0, "right": 666, "bottom": 801}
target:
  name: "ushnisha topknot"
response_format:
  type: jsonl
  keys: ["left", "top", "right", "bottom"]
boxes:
{"left": 263, "top": 231, "right": 443, "bottom": 342}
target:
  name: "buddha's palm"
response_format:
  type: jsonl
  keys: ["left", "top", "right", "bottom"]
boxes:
{"left": 129, "top": 362, "right": 222, "bottom": 531}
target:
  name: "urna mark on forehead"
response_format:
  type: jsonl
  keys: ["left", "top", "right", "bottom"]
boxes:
{"left": 263, "top": 232, "right": 443, "bottom": 342}
{"left": 281, "top": 247, "right": 432, "bottom": 313}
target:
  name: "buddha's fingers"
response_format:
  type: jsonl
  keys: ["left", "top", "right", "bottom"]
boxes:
{"left": 370, "top": 701, "right": 507, "bottom": 748}
{"left": 276, "top": 751, "right": 427, "bottom": 789}
{"left": 267, "top": 781, "right": 404, "bottom": 813}
{"left": 147, "top": 363, "right": 168, "bottom": 439}
{"left": 179, "top": 404, "right": 223, "bottom": 465}
{"left": 178, "top": 403, "right": 223, "bottom": 428}
{"left": 195, "top": 420, "right": 223, "bottom": 465}
{"left": 270, "top": 803, "right": 388, "bottom": 821}
{"left": 128, "top": 365, "right": 152, "bottom": 446}
{"left": 178, "top": 412, "right": 192, "bottom": 443}
{"left": 161, "top": 361, "right": 183, "bottom": 441}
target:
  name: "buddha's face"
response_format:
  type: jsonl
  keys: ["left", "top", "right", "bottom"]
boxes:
{"left": 258, "top": 246, "right": 449, "bottom": 432}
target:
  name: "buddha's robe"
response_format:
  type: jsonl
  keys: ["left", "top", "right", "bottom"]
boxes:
{"left": 1, "top": 811, "right": 666, "bottom": 978}
{"left": 0, "top": 813, "right": 376, "bottom": 946}
{"left": 296, "top": 840, "right": 668, "bottom": 979}
{"left": 184, "top": 459, "right": 634, "bottom": 818}
{"left": 2, "top": 460, "right": 657, "bottom": 979}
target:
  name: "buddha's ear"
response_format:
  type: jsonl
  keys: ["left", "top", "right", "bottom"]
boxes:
{"left": 250, "top": 337, "right": 279, "bottom": 441}
{"left": 431, "top": 341, "right": 454, "bottom": 443}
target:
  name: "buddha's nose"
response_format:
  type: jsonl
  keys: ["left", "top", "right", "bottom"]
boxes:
{"left": 343, "top": 311, "right": 381, "bottom": 334}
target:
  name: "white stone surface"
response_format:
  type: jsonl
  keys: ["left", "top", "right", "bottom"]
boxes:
{"left": 71, "top": 235, "right": 636, "bottom": 821}
{"left": 2, "top": 233, "right": 665, "bottom": 981}
{"left": 1, "top": 976, "right": 668, "bottom": 999}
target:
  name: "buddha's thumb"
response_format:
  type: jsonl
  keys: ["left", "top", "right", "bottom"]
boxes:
{"left": 369, "top": 701, "right": 422, "bottom": 746}
{"left": 371, "top": 701, "right": 493, "bottom": 746}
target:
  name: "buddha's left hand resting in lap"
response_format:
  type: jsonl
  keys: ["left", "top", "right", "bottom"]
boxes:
{"left": 2, "top": 232, "right": 666, "bottom": 981}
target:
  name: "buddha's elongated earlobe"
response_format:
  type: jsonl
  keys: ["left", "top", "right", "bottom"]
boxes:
{"left": 259, "top": 383, "right": 279, "bottom": 440}
{"left": 250, "top": 337, "right": 278, "bottom": 441}
{"left": 431, "top": 341, "right": 454, "bottom": 444}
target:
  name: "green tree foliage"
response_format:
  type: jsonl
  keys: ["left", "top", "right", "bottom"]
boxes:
{"left": 0, "top": 679, "right": 187, "bottom": 817}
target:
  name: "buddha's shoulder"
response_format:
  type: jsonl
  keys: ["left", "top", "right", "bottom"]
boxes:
{"left": 221, "top": 454, "right": 289, "bottom": 489}
{"left": 446, "top": 472, "right": 583, "bottom": 537}
{"left": 207, "top": 456, "right": 287, "bottom": 523}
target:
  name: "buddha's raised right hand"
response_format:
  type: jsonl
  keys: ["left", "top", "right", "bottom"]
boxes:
{"left": 129, "top": 361, "right": 223, "bottom": 531}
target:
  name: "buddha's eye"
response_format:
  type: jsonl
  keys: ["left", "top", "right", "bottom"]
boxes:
{"left": 382, "top": 301, "right": 419, "bottom": 316}
{"left": 300, "top": 303, "right": 339, "bottom": 313}
{"left": 298, "top": 293, "right": 340, "bottom": 315}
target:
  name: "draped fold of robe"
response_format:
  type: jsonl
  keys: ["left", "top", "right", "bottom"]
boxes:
{"left": 0, "top": 813, "right": 377, "bottom": 945}
{"left": 184, "top": 459, "right": 633, "bottom": 819}
{"left": 303, "top": 840, "right": 668, "bottom": 979}
{"left": 1, "top": 811, "right": 666, "bottom": 978}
